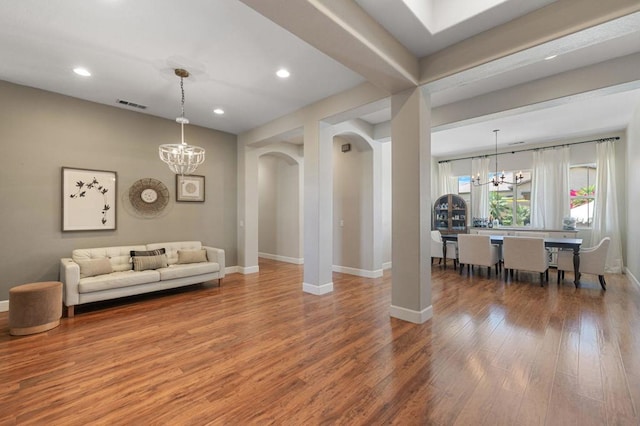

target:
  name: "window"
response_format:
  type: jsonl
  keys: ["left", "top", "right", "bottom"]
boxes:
{"left": 569, "top": 165, "right": 596, "bottom": 228}
{"left": 458, "top": 170, "right": 531, "bottom": 226}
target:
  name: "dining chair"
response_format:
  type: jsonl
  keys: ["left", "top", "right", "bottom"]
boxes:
{"left": 557, "top": 237, "right": 610, "bottom": 290}
{"left": 457, "top": 234, "right": 500, "bottom": 277}
{"left": 431, "top": 230, "right": 457, "bottom": 268}
{"left": 502, "top": 236, "right": 549, "bottom": 285}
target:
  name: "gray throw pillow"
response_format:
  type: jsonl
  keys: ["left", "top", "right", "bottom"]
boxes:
{"left": 177, "top": 249, "right": 208, "bottom": 264}
{"left": 78, "top": 258, "right": 113, "bottom": 278}
{"left": 132, "top": 254, "right": 168, "bottom": 271}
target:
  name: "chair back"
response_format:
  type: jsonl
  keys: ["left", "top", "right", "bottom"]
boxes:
{"left": 580, "top": 237, "right": 611, "bottom": 275}
{"left": 503, "top": 236, "right": 548, "bottom": 273}
{"left": 458, "top": 234, "right": 493, "bottom": 265}
{"left": 431, "top": 230, "right": 442, "bottom": 242}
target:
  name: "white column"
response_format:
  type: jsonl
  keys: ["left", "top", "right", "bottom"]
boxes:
{"left": 389, "top": 87, "right": 433, "bottom": 323}
{"left": 237, "top": 141, "right": 259, "bottom": 274}
{"left": 303, "top": 120, "right": 334, "bottom": 294}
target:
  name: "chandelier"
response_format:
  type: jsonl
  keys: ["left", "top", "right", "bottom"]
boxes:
{"left": 472, "top": 129, "right": 523, "bottom": 186}
{"left": 159, "top": 69, "right": 205, "bottom": 175}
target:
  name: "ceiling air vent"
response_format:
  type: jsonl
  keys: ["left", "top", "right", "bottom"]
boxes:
{"left": 508, "top": 141, "right": 525, "bottom": 146}
{"left": 116, "top": 99, "right": 147, "bottom": 110}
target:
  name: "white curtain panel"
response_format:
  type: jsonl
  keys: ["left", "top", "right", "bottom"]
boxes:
{"left": 471, "top": 157, "right": 490, "bottom": 220}
{"left": 530, "top": 147, "right": 570, "bottom": 229}
{"left": 592, "top": 141, "right": 623, "bottom": 273}
{"left": 437, "top": 161, "right": 458, "bottom": 196}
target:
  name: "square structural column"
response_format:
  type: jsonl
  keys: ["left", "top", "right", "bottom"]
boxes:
{"left": 390, "top": 87, "right": 433, "bottom": 323}
{"left": 303, "top": 120, "right": 334, "bottom": 294}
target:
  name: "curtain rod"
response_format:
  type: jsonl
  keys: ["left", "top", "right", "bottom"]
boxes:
{"left": 437, "top": 136, "right": 620, "bottom": 164}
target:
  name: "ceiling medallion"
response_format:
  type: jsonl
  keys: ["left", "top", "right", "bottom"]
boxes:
{"left": 128, "top": 178, "right": 169, "bottom": 217}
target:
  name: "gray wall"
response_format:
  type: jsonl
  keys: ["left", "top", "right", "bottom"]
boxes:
{"left": 0, "top": 80, "right": 237, "bottom": 300}
{"left": 627, "top": 104, "right": 640, "bottom": 282}
{"left": 258, "top": 154, "right": 300, "bottom": 259}
{"left": 332, "top": 136, "right": 374, "bottom": 271}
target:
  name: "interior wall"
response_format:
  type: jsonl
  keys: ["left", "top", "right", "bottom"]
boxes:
{"left": 332, "top": 136, "right": 374, "bottom": 271}
{"left": 626, "top": 104, "right": 640, "bottom": 283}
{"left": 258, "top": 154, "right": 300, "bottom": 260}
{"left": 381, "top": 142, "right": 392, "bottom": 266}
{"left": 0, "top": 80, "right": 238, "bottom": 300}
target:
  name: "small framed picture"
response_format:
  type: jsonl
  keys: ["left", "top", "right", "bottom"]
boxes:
{"left": 176, "top": 175, "right": 205, "bottom": 202}
{"left": 62, "top": 167, "right": 117, "bottom": 231}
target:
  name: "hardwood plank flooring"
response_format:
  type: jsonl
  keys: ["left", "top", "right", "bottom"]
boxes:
{"left": 1, "top": 259, "right": 639, "bottom": 425}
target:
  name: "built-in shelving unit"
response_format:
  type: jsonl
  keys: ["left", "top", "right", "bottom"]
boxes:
{"left": 433, "top": 194, "right": 467, "bottom": 235}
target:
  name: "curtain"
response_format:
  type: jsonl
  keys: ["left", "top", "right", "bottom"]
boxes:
{"left": 591, "top": 141, "right": 623, "bottom": 273}
{"left": 438, "top": 162, "right": 457, "bottom": 196}
{"left": 530, "top": 146, "right": 570, "bottom": 229}
{"left": 471, "top": 157, "right": 490, "bottom": 220}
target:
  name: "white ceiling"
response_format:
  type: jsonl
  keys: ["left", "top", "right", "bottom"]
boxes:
{"left": 1, "top": 0, "right": 639, "bottom": 157}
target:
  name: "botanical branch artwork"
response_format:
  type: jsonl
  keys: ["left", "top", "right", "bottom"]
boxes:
{"left": 62, "top": 167, "right": 117, "bottom": 231}
{"left": 70, "top": 177, "right": 111, "bottom": 225}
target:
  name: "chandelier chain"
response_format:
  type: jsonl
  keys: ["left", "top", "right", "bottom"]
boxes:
{"left": 180, "top": 76, "right": 185, "bottom": 119}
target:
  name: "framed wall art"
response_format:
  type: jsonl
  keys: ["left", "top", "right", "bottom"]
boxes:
{"left": 176, "top": 174, "right": 205, "bottom": 202}
{"left": 62, "top": 167, "right": 117, "bottom": 231}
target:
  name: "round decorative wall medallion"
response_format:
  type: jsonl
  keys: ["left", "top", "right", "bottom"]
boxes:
{"left": 128, "top": 178, "right": 169, "bottom": 216}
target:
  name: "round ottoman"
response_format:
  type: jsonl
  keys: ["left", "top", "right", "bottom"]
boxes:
{"left": 9, "top": 281, "right": 63, "bottom": 336}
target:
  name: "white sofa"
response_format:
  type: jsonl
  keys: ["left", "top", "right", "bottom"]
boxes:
{"left": 60, "top": 241, "right": 225, "bottom": 317}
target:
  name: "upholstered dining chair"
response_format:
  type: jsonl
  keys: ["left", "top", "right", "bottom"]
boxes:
{"left": 477, "top": 230, "right": 509, "bottom": 264}
{"left": 502, "top": 236, "right": 549, "bottom": 286}
{"left": 557, "top": 237, "right": 610, "bottom": 290}
{"left": 457, "top": 234, "right": 500, "bottom": 277}
{"left": 431, "top": 230, "right": 457, "bottom": 268}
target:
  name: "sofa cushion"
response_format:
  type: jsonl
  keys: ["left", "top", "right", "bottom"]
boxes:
{"left": 73, "top": 245, "right": 146, "bottom": 272}
{"left": 132, "top": 254, "right": 169, "bottom": 271}
{"left": 77, "top": 258, "right": 113, "bottom": 278}
{"left": 177, "top": 249, "right": 208, "bottom": 264}
{"left": 157, "top": 262, "right": 220, "bottom": 281}
{"left": 147, "top": 241, "right": 202, "bottom": 265}
{"left": 78, "top": 270, "right": 160, "bottom": 293}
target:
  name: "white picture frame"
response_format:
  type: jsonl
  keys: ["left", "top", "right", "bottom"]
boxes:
{"left": 62, "top": 167, "right": 117, "bottom": 231}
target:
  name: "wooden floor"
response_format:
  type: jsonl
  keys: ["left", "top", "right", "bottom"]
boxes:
{"left": 1, "top": 260, "right": 640, "bottom": 425}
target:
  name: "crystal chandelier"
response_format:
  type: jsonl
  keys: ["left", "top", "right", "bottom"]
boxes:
{"left": 472, "top": 129, "right": 523, "bottom": 186}
{"left": 159, "top": 69, "right": 205, "bottom": 175}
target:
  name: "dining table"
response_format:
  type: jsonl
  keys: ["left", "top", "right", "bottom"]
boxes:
{"left": 440, "top": 234, "right": 584, "bottom": 287}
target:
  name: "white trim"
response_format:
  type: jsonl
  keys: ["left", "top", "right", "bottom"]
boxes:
{"left": 238, "top": 265, "right": 260, "bottom": 275}
{"left": 225, "top": 266, "right": 239, "bottom": 274}
{"left": 382, "top": 261, "right": 392, "bottom": 270}
{"left": 332, "top": 265, "right": 383, "bottom": 278}
{"left": 389, "top": 304, "right": 433, "bottom": 324}
{"left": 302, "top": 282, "right": 334, "bottom": 295}
{"left": 626, "top": 267, "right": 640, "bottom": 289}
{"left": 258, "top": 252, "right": 304, "bottom": 264}
{"left": 0, "top": 300, "right": 8, "bottom": 313}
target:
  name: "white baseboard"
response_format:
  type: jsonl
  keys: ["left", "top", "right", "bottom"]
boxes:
{"left": 303, "top": 282, "right": 334, "bottom": 295}
{"left": 332, "top": 265, "right": 383, "bottom": 278}
{"left": 237, "top": 265, "right": 259, "bottom": 274}
{"left": 390, "top": 304, "right": 433, "bottom": 324}
{"left": 259, "top": 252, "right": 304, "bottom": 264}
{"left": 383, "top": 261, "right": 392, "bottom": 270}
{"left": 225, "top": 266, "right": 239, "bottom": 274}
{"left": 0, "top": 300, "right": 7, "bottom": 313}
{"left": 626, "top": 267, "right": 640, "bottom": 289}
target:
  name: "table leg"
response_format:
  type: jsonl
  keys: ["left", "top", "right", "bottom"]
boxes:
{"left": 573, "top": 247, "right": 580, "bottom": 287}
{"left": 442, "top": 243, "right": 447, "bottom": 269}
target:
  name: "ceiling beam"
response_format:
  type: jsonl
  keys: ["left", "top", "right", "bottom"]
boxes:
{"left": 239, "top": 0, "right": 419, "bottom": 93}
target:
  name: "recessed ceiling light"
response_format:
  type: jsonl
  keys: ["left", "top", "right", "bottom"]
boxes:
{"left": 213, "top": 108, "right": 224, "bottom": 115}
{"left": 73, "top": 67, "right": 91, "bottom": 77}
{"left": 276, "top": 68, "right": 290, "bottom": 78}
{"left": 544, "top": 55, "right": 557, "bottom": 61}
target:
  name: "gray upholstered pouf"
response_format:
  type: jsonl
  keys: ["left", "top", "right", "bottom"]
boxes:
{"left": 9, "top": 281, "right": 63, "bottom": 336}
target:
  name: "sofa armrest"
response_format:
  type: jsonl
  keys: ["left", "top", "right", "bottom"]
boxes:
{"left": 60, "top": 258, "right": 80, "bottom": 307}
{"left": 203, "top": 246, "right": 225, "bottom": 279}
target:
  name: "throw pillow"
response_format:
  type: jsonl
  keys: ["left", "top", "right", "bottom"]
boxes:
{"left": 130, "top": 248, "right": 166, "bottom": 257}
{"left": 177, "top": 249, "right": 208, "bottom": 264}
{"left": 132, "top": 254, "right": 168, "bottom": 271}
{"left": 78, "top": 258, "right": 113, "bottom": 278}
